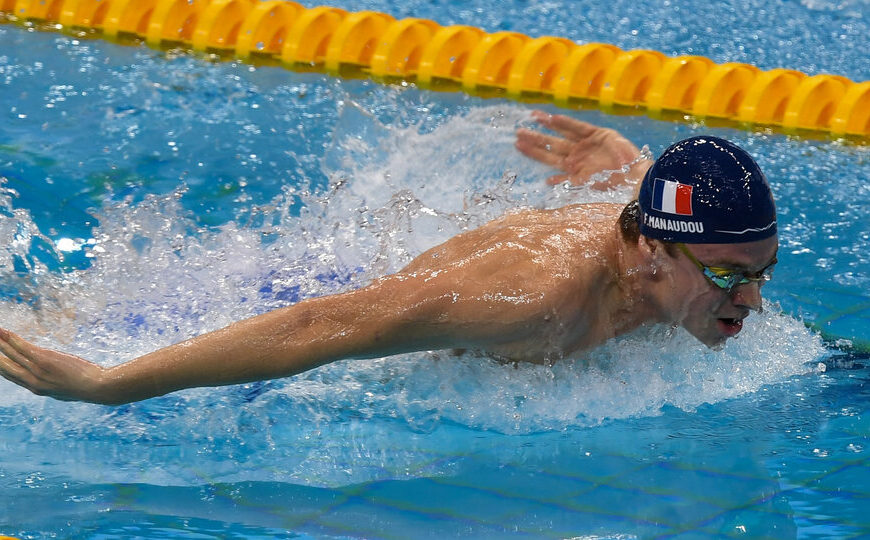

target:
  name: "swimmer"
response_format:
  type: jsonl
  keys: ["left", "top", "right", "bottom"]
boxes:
{"left": 0, "top": 113, "right": 778, "bottom": 405}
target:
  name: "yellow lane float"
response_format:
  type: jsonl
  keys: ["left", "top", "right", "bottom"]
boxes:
{"left": 3, "top": 0, "right": 867, "bottom": 138}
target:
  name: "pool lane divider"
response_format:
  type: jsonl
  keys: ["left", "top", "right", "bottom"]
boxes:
{"left": 2, "top": 0, "right": 868, "bottom": 140}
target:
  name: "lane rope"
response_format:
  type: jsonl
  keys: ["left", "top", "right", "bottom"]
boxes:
{"left": 2, "top": 0, "right": 868, "bottom": 138}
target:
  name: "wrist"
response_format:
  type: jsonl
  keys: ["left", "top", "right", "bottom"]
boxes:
{"left": 91, "top": 365, "right": 130, "bottom": 405}
{"left": 627, "top": 147, "right": 654, "bottom": 184}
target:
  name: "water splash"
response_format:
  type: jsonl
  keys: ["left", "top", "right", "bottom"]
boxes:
{"left": 0, "top": 103, "right": 827, "bottom": 489}
{"left": 2, "top": 105, "right": 823, "bottom": 404}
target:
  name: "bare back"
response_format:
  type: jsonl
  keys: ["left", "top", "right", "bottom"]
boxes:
{"left": 378, "top": 202, "right": 628, "bottom": 362}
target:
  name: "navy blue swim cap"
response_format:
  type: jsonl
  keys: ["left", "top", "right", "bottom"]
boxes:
{"left": 637, "top": 136, "right": 777, "bottom": 244}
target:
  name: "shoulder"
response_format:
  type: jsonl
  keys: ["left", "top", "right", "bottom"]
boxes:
{"left": 403, "top": 203, "right": 624, "bottom": 278}
{"left": 462, "top": 202, "right": 625, "bottom": 255}
{"left": 493, "top": 202, "right": 624, "bottom": 227}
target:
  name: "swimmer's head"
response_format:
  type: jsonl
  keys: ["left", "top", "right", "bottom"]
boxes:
{"left": 637, "top": 136, "right": 777, "bottom": 244}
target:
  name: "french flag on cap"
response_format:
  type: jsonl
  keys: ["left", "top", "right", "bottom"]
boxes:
{"left": 651, "top": 178, "right": 693, "bottom": 216}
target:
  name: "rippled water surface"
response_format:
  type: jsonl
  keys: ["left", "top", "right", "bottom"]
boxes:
{"left": 1, "top": 0, "right": 869, "bottom": 537}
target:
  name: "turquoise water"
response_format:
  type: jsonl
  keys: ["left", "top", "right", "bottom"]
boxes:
{"left": 1, "top": 0, "right": 869, "bottom": 538}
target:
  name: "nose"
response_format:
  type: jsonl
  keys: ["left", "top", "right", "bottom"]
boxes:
{"left": 730, "top": 281, "right": 763, "bottom": 313}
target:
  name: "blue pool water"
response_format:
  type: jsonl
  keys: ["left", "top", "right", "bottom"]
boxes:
{"left": 1, "top": 0, "right": 869, "bottom": 538}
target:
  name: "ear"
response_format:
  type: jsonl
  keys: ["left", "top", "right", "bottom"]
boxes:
{"left": 639, "top": 236, "right": 676, "bottom": 273}
{"left": 636, "top": 235, "right": 658, "bottom": 261}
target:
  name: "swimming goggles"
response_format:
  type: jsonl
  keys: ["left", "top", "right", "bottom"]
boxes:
{"left": 676, "top": 243, "right": 776, "bottom": 292}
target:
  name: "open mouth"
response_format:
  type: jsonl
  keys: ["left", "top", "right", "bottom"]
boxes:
{"left": 717, "top": 318, "right": 744, "bottom": 337}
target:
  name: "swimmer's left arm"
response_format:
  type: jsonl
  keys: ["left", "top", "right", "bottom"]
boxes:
{"left": 515, "top": 111, "right": 651, "bottom": 190}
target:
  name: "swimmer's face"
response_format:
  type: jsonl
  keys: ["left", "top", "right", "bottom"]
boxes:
{"left": 670, "top": 236, "right": 779, "bottom": 348}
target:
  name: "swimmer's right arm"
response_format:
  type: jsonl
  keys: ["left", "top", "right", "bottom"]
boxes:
{"left": 0, "top": 283, "right": 422, "bottom": 404}
{"left": 0, "top": 266, "right": 536, "bottom": 405}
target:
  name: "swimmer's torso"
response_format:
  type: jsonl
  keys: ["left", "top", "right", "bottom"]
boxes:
{"left": 374, "top": 202, "right": 629, "bottom": 362}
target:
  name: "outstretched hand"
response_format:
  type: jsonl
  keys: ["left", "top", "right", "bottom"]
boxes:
{"left": 0, "top": 328, "right": 105, "bottom": 403}
{"left": 515, "top": 110, "right": 651, "bottom": 188}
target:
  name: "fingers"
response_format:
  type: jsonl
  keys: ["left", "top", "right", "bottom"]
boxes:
{"left": 0, "top": 352, "right": 36, "bottom": 388}
{"left": 0, "top": 334, "right": 43, "bottom": 396}
{"left": 0, "top": 328, "right": 44, "bottom": 390}
{"left": 531, "top": 110, "right": 598, "bottom": 141}
{"left": 515, "top": 129, "right": 572, "bottom": 168}
{"left": 515, "top": 134, "right": 559, "bottom": 167}
{"left": 0, "top": 329, "right": 32, "bottom": 368}
{"left": 0, "top": 328, "right": 41, "bottom": 371}
{"left": 517, "top": 129, "right": 573, "bottom": 155}
{"left": 8, "top": 329, "right": 44, "bottom": 358}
